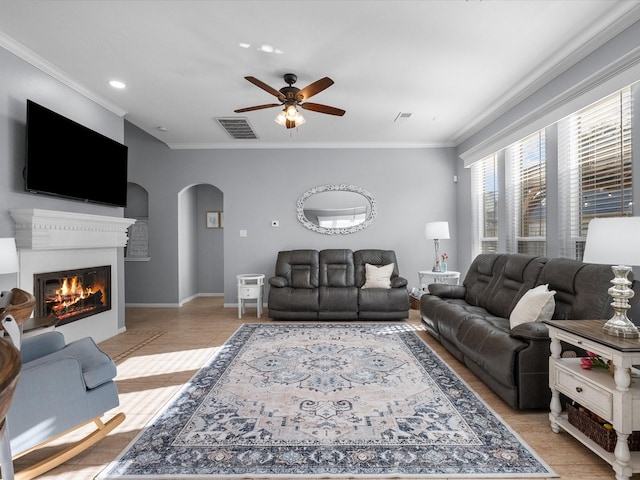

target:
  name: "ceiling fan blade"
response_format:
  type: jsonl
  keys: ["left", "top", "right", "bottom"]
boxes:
{"left": 300, "top": 102, "right": 345, "bottom": 116}
{"left": 244, "top": 76, "right": 285, "bottom": 101}
{"left": 234, "top": 103, "right": 282, "bottom": 113}
{"left": 295, "top": 77, "right": 334, "bottom": 101}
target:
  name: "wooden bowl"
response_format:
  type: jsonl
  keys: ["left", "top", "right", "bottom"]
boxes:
{"left": 0, "top": 288, "right": 36, "bottom": 327}
{"left": 0, "top": 338, "right": 21, "bottom": 424}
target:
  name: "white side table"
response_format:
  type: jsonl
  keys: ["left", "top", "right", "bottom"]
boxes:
{"left": 418, "top": 270, "right": 460, "bottom": 292}
{"left": 546, "top": 319, "right": 640, "bottom": 480}
{"left": 237, "top": 274, "right": 264, "bottom": 319}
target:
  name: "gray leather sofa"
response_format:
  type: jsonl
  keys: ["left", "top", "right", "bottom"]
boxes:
{"left": 420, "top": 253, "right": 637, "bottom": 410}
{"left": 268, "top": 249, "right": 410, "bottom": 320}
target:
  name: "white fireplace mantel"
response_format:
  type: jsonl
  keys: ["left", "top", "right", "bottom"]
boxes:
{"left": 9, "top": 209, "right": 135, "bottom": 343}
{"left": 10, "top": 208, "right": 135, "bottom": 250}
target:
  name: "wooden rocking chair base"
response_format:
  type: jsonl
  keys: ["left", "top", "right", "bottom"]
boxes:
{"left": 13, "top": 412, "right": 125, "bottom": 480}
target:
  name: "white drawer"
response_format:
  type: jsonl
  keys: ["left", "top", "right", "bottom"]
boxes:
{"left": 555, "top": 364, "right": 612, "bottom": 420}
{"left": 238, "top": 286, "right": 260, "bottom": 299}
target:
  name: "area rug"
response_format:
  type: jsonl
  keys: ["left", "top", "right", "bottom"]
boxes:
{"left": 97, "top": 323, "right": 555, "bottom": 479}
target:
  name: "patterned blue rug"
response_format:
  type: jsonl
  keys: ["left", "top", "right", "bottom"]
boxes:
{"left": 98, "top": 323, "right": 555, "bottom": 478}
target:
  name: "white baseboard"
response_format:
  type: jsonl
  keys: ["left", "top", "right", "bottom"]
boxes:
{"left": 126, "top": 292, "right": 225, "bottom": 309}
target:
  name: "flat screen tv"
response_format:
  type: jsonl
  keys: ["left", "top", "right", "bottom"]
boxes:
{"left": 25, "top": 99, "right": 128, "bottom": 207}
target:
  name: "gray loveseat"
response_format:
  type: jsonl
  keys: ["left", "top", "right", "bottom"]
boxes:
{"left": 268, "top": 249, "right": 410, "bottom": 320}
{"left": 420, "top": 253, "right": 637, "bottom": 410}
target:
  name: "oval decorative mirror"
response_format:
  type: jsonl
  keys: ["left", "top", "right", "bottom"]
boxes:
{"left": 296, "top": 184, "right": 377, "bottom": 234}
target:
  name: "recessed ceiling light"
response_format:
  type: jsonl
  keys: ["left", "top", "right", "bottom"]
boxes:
{"left": 157, "top": 126, "right": 168, "bottom": 132}
{"left": 238, "top": 42, "right": 251, "bottom": 49}
{"left": 255, "top": 44, "right": 283, "bottom": 54}
{"left": 109, "top": 80, "right": 126, "bottom": 89}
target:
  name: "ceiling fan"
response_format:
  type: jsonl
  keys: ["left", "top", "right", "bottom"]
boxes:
{"left": 234, "top": 73, "right": 345, "bottom": 129}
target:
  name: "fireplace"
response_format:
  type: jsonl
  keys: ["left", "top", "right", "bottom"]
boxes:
{"left": 10, "top": 209, "right": 135, "bottom": 343}
{"left": 34, "top": 265, "right": 111, "bottom": 327}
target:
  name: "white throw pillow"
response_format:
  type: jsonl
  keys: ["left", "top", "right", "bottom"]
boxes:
{"left": 362, "top": 263, "right": 394, "bottom": 289}
{"left": 509, "top": 284, "right": 556, "bottom": 329}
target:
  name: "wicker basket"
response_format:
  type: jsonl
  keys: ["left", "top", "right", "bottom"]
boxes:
{"left": 410, "top": 294, "right": 421, "bottom": 310}
{"left": 567, "top": 403, "right": 640, "bottom": 452}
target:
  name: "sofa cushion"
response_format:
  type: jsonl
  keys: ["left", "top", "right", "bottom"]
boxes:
{"left": 268, "top": 287, "right": 319, "bottom": 313}
{"left": 319, "top": 286, "right": 358, "bottom": 319}
{"left": 274, "top": 250, "right": 319, "bottom": 289}
{"left": 20, "top": 331, "right": 66, "bottom": 364}
{"left": 362, "top": 263, "right": 394, "bottom": 289}
{"left": 482, "top": 254, "right": 547, "bottom": 319}
{"left": 462, "top": 254, "right": 506, "bottom": 307}
{"left": 509, "top": 284, "right": 556, "bottom": 328}
{"left": 354, "top": 250, "right": 399, "bottom": 288}
{"left": 319, "top": 249, "right": 355, "bottom": 287}
{"left": 456, "top": 315, "right": 528, "bottom": 388}
{"left": 537, "top": 258, "right": 620, "bottom": 320}
{"left": 358, "top": 287, "right": 410, "bottom": 317}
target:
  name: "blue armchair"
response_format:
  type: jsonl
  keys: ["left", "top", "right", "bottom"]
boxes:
{"left": 5, "top": 330, "right": 124, "bottom": 479}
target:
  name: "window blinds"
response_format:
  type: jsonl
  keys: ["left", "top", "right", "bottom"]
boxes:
{"left": 505, "top": 130, "right": 546, "bottom": 255}
{"left": 471, "top": 154, "right": 498, "bottom": 255}
{"left": 557, "top": 87, "right": 632, "bottom": 260}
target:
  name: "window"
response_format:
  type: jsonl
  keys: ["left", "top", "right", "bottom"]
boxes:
{"left": 505, "top": 130, "right": 546, "bottom": 255}
{"left": 558, "top": 88, "right": 633, "bottom": 260}
{"left": 471, "top": 154, "right": 499, "bottom": 255}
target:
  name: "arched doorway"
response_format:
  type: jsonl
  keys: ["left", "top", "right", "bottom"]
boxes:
{"left": 177, "top": 183, "right": 224, "bottom": 303}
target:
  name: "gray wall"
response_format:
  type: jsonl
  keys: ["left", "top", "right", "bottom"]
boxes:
{"left": 0, "top": 47, "right": 127, "bottom": 329}
{"left": 124, "top": 122, "right": 458, "bottom": 305}
{"left": 196, "top": 185, "right": 224, "bottom": 295}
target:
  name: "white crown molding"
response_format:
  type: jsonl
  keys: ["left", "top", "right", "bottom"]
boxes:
{"left": 10, "top": 209, "right": 136, "bottom": 250}
{"left": 0, "top": 30, "right": 127, "bottom": 118}
{"left": 454, "top": 2, "right": 640, "bottom": 146}
{"left": 459, "top": 43, "right": 640, "bottom": 167}
{"left": 165, "top": 141, "right": 455, "bottom": 150}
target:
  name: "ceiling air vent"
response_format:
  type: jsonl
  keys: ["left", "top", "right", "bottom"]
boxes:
{"left": 216, "top": 117, "right": 258, "bottom": 139}
{"left": 394, "top": 112, "right": 412, "bottom": 123}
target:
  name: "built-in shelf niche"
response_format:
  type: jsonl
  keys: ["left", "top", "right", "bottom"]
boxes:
{"left": 125, "top": 182, "right": 150, "bottom": 261}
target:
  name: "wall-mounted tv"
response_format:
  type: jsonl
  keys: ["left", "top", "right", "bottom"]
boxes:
{"left": 25, "top": 99, "right": 128, "bottom": 207}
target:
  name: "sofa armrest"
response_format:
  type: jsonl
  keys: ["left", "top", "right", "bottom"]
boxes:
{"left": 428, "top": 284, "right": 466, "bottom": 299}
{"left": 391, "top": 276, "right": 408, "bottom": 288}
{"left": 269, "top": 276, "right": 288, "bottom": 288}
{"left": 21, "top": 331, "right": 66, "bottom": 364}
{"left": 9, "top": 356, "right": 89, "bottom": 454}
{"left": 510, "top": 321, "right": 550, "bottom": 340}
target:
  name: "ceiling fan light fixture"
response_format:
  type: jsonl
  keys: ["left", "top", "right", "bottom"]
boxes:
{"left": 285, "top": 104, "right": 298, "bottom": 119}
{"left": 275, "top": 107, "right": 305, "bottom": 129}
{"left": 293, "top": 112, "right": 305, "bottom": 127}
{"left": 240, "top": 74, "right": 344, "bottom": 129}
{"left": 275, "top": 110, "right": 287, "bottom": 126}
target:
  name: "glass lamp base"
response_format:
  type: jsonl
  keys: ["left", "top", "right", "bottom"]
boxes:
{"left": 602, "top": 264, "right": 639, "bottom": 338}
{"left": 602, "top": 318, "right": 639, "bottom": 338}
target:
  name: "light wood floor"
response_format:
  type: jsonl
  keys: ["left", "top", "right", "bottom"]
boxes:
{"left": 11, "top": 297, "right": 640, "bottom": 480}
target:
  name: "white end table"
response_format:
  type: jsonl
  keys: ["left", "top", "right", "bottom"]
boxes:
{"left": 418, "top": 270, "right": 460, "bottom": 292}
{"left": 546, "top": 319, "right": 640, "bottom": 480}
{"left": 237, "top": 274, "right": 264, "bottom": 319}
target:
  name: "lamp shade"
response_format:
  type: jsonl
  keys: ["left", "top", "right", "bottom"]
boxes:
{"left": 583, "top": 217, "right": 640, "bottom": 266}
{"left": 0, "top": 238, "right": 19, "bottom": 274}
{"left": 425, "top": 221, "right": 450, "bottom": 240}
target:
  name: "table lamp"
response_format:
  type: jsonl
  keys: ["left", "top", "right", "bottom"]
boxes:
{"left": 0, "top": 238, "right": 20, "bottom": 309}
{"left": 425, "top": 221, "right": 450, "bottom": 273}
{"left": 583, "top": 217, "right": 640, "bottom": 338}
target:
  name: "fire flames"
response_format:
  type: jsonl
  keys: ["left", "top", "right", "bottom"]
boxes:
{"left": 48, "top": 275, "right": 106, "bottom": 318}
